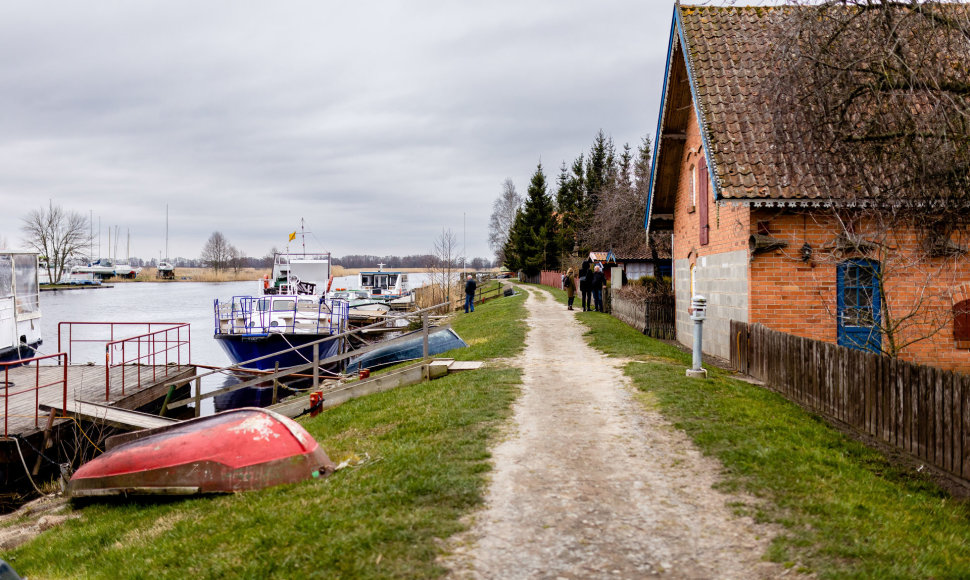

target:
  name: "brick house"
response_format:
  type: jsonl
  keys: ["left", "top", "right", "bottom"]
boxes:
{"left": 644, "top": 4, "right": 970, "bottom": 371}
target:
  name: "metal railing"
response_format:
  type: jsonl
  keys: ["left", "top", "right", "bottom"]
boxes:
{"left": 1, "top": 352, "right": 68, "bottom": 437}
{"left": 167, "top": 301, "right": 454, "bottom": 417}
{"left": 214, "top": 296, "right": 349, "bottom": 336}
{"left": 58, "top": 322, "right": 191, "bottom": 401}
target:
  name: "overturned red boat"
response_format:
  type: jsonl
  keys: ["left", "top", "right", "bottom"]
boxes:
{"left": 69, "top": 407, "right": 335, "bottom": 497}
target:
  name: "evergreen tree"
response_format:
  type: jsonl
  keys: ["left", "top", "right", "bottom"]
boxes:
{"left": 507, "top": 163, "right": 560, "bottom": 275}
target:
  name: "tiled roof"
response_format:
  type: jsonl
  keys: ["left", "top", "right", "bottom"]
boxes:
{"left": 680, "top": 5, "right": 829, "bottom": 201}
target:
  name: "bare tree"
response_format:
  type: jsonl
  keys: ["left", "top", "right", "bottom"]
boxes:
{"left": 20, "top": 202, "right": 91, "bottom": 283}
{"left": 766, "top": 1, "right": 970, "bottom": 356}
{"left": 488, "top": 178, "right": 523, "bottom": 265}
{"left": 427, "top": 228, "right": 461, "bottom": 311}
{"left": 200, "top": 231, "right": 235, "bottom": 273}
{"left": 586, "top": 138, "right": 651, "bottom": 256}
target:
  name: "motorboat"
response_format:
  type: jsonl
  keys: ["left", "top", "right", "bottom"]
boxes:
{"left": 331, "top": 289, "right": 392, "bottom": 324}
{"left": 358, "top": 265, "right": 411, "bottom": 301}
{"left": 0, "top": 252, "right": 42, "bottom": 364}
{"left": 68, "top": 407, "right": 335, "bottom": 496}
{"left": 213, "top": 250, "right": 350, "bottom": 371}
{"left": 71, "top": 258, "right": 118, "bottom": 280}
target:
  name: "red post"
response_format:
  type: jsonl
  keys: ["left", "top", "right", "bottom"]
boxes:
{"left": 62, "top": 354, "right": 68, "bottom": 418}
{"left": 34, "top": 361, "right": 40, "bottom": 427}
{"left": 105, "top": 345, "right": 110, "bottom": 401}
{"left": 4, "top": 366, "right": 8, "bottom": 438}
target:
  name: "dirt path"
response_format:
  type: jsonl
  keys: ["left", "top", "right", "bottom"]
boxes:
{"left": 444, "top": 285, "right": 785, "bottom": 579}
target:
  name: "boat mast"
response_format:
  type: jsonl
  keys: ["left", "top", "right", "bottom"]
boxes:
{"left": 165, "top": 204, "right": 169, "bottom": 262}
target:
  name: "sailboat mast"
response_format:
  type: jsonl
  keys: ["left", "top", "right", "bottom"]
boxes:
{"left": 165, "top": 204, "right": 169, "bottom": 261}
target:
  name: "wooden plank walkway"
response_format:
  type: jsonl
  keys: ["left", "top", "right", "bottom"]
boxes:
{"left": 1, "top": 364, "right": 194, "bottom": 437}
{"left": 40, "top": 400, "right": 179, "bottom": 431}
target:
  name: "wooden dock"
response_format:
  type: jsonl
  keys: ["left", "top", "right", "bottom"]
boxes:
{"left": 1, "top": 363, "right": 195, "bottom": 438}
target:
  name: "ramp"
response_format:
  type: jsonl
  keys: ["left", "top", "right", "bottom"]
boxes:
{"left": 40, "top": 401, "right": 179, "bottom": 431}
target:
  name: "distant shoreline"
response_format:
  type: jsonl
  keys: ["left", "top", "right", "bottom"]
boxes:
{"left": 82, "top": 265, "right": 460, "bottom": 284}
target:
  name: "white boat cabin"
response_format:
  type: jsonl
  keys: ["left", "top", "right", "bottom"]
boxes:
{"left": 0, "top": 252, "right": 42, "bottom": 360}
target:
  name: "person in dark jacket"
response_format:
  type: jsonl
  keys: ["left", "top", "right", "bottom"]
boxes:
{"left": 578, "top": 260, "right": 592, "bottom": 311}
{"left": 464, "top": 274, "right": 477, "bottom": 313}
{"left": 590, "top": 265, "right": 606, "bottom": 312}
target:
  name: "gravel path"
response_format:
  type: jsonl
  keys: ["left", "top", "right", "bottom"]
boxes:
{"left": 444, "top": 285, "right": 785, "bottom": 579}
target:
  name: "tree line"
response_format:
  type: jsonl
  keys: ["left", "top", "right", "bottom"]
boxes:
{"left": 14, "top": 205, "right": 494, "bottom": 280}
{"left": 490, "top": 130, "right": 652, "bottom": 275}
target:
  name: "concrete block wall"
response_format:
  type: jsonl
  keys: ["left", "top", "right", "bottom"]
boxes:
{"left": 675, "top": 250, "right": 749, "bottom": 360}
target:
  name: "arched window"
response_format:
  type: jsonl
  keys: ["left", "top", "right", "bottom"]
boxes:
{"left": 954, "top": 299, "right": 970, "bottom": 349}
{"left": 688, "top": 164, "right": 696, "bottom": 210}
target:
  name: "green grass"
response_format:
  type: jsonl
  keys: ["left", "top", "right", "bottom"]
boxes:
{"left": 574, "top": 306, "right": 970, "bottom": 578}
{"left": 6, "top": 292, "right": 528, "bottom": 579}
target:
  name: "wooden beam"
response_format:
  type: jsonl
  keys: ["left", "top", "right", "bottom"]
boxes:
{"left": 40, "top": 401, "right": 179, "bottom": 431}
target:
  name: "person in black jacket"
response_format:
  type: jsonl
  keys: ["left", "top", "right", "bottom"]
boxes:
{"left": 578, "top": 260, "right": 592, "bottom": 311}
{"left": 590, "top": 265, "right": 606, "bottom": 312}
{"left": 464, "top": 274, "right": 477, "bottom": 313}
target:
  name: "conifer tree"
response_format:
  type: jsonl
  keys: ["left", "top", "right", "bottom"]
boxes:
{"left": 506, "top": 163, "right": 560, "bottom": 275}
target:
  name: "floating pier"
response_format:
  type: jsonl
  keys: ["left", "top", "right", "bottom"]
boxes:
{"left": 0, "top": 322, "right": 196, "bottom": 501}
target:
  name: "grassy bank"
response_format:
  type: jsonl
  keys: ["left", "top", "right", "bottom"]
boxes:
{"left": 5, "top": 292, "right": 527, "bottom": 579}
{"left": 548, "top": 286, "right": 970, "bottom": 578}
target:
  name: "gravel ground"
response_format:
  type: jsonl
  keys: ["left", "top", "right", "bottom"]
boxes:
{"left": 443, "top": 285, "right": 787, "bottom": 579}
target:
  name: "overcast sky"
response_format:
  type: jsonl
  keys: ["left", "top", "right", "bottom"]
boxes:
{"left": 0, "top": 0, "right": 676, "bottom": 263}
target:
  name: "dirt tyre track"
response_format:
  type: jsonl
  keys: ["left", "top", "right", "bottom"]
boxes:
{"left": 444, "top": 285, "right": 785, "bottom": 579}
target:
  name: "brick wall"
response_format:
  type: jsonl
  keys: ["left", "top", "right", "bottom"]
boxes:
{"left": 747, "top": 210, "right": 970, "bottom": 372}
{"left": 666, "top": 98, "right": 970, "bottom": 372}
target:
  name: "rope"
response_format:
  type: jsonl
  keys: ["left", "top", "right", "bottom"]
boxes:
{"left": 16, "top": 432, "right": 59, "bottom": 468}
{"left": 8, "top": 437, "right": 43, "bottom": 494}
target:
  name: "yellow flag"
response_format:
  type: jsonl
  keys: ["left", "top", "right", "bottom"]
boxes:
{"left": 288, "top": 231, "right": 296, "bottom": 242}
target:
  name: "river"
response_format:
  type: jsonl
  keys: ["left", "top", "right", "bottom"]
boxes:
{"left": 37, "top": 274, "right": 432, "bottom": 413}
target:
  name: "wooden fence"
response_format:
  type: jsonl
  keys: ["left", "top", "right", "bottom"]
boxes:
{"left": 413, "top": 279, "right": 505, "bottom": 313}
{"left": 611, "top": 294, "right": 675, "bottom": 339}
{"left": 731, "top": 320, "right": 970, "bottom": 483}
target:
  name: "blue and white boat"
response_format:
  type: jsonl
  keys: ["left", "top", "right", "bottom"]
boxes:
{"left": 213, "top": 251, "right": 349, "bottom": 370}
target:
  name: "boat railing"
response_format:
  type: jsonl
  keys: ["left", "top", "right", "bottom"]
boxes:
{"left": 214, "top": 296, "right": 349, "bottom": 336}
{"left": 57, "top": 321, "right": 192, "bottom": 401}
{"left": 0, "top": 352, "right": 68, "bottom": 438}
{"left": 172, "top": 300, "right": 453, "bottom": 417}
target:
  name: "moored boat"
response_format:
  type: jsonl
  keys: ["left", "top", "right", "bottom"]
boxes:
{"left": 213, "top": 249, "right": 350, "bottom": 371}
{"left": 358, "top": 266, "right": 410, "bottom": 300}
{"left": 345, "top": 327, "right": 467, "bottom": 373}
{"left": 0, "top": 252, "right": 43, "bottom": 364}
{"left": 68, "top": 407, "right": 336, "bottom": 497}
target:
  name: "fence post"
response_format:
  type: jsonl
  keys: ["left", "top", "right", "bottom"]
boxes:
{"left": 422, "top": 313, "right": 430, "bottom": 360}
{"left": 272, "top": 362, "right": 279, "bottom": 405}
{"left": 194, "top": 377, "right": 202, "bottom": 418}
{"left": 313, "top": 343, "right": 320, "bottom": 389}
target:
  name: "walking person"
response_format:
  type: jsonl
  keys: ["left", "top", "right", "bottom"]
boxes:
{"left": 591, "top": 265, "right": 606, "bottom": 312}
{"left": 579, "top": 259, "right": 592, "bottom": 311}
{"left": 564, "top": 268, "right": 576, "bottom": 310}
{"left": 464, "top": 274, "right": 477, "bottom": 313}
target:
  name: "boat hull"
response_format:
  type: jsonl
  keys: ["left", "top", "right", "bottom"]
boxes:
{"left": 346, "top": 328, "right": 467, "bottom": 372}
{"left": 214, "top": 333, "right": 342, "bottom": 370}
{"left": 0, "top": 340, "right": 42, "bottom": 367}
{"left": 68, "top": 408, "right": 335, "bottom": 497}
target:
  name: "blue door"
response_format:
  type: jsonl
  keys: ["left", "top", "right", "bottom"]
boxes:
{"left": 837, "top": 259, "right": 881, "bottom": 352}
